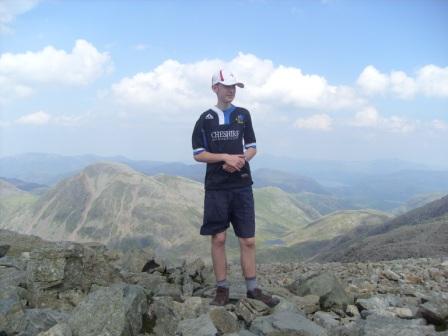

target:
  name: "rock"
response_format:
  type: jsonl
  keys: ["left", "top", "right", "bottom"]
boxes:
{"left": 250, "top": 310, "right": 328, "bottom": 336}
{"left": 357, "top": 314, "right": 435, "bottom": 336}
{"left": 26, "top": 242, "right": 122, "bottom": 309}
{"left": 37, "top": 323, "right": 72, "bottom": 336}
{"left": 172, "top": 296, "right": 210, "bottom": 320}
{"left": 21, "top": 308, "right": 69, "bottom": 336}
{"left": 346, "top": 304, "right": 360, "bottom": 318}
{"left": 176, "top": 313, "right": 218, "bottom": 336}
{"left": 292, "top": 294, "right": 321, "bottom": 314}
{"left": 0, "top": 244, "right": 10, "bottom": 257}
{"left": 381, "top": 269, "right": 401, "bottom": 281}
{"left": 68, "top": 283, "right": 148, "bottom": 336}
{"left": 419, "top": 299, "right": 448, "bottom": 325}
{"left": 313, "top": 311, "right": 340, "bottom": 329}
{"left": 209, "top": 307, "right": 239, "bottom": 334}
{"left": 148, "top": 297, "right": 179, "bottom": 336}
{"left": 0, "top": 291, "right": 25, "bottom": 335}
{"left": 234, "top": 298, "right": 271, "bottom": 324}
{"left": 288, "top": 272, "right": 353, "bottom": 311}
{"left": 0, "top": 229, "right": 52, "bottom": 256}
{"left": 113, "top": 247, "right": 155, "bottom": 273}
{"left": 184, "top": 258, "right": 205, "bottom": 278}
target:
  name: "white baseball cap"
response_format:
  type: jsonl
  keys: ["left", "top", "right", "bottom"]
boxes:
{"left": 212, "top": 69, "right": 244, "bottom": 88}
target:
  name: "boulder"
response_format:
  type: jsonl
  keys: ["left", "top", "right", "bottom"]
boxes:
{"left": 176, "top": 313, "right": 217, "bottom": 336}
{"left": 288, "top": 272, "right": 353, "bottom": 311}
{"left": 68, "top": 283, "right": 148, "bottom": 336}
{"left": 249, "top": 310, "right": 328, "bottom": 336}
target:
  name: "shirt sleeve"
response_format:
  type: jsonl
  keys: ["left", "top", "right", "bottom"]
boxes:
{"left": 243, "top": 111, "right": 257, "bottom": 150}
{"left": 192, "top": 117, "right": 206, "bottom": 155}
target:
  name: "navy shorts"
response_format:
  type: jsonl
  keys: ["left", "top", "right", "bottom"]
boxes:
{"left": 201, "top": 186, "right": 255, "bottom": 238}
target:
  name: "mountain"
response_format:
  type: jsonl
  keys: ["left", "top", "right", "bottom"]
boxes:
{"left": 313, "top": 194, "right": 448, "bottom": 262}
{"left": 1, "top": 162, "right": 321, "bottom": 261}
{"left": 0, "top": 176, "right": 49, "bottom": 195}
{"left": 252, "top": 168, "right": 328, "bottom": 194}
{"left": 0, "top": 180, "right": 38, "bottom": 224}
{"left": 256, "top": 209, "right": 391, "bottom": 263}
{"left": 292, "top": 192, "right": 362, "bottom": 215}
{"left": 330, "top": 170, "right": 448, "bottom": 210}
{"left": 392, "top": 192, "right": 447, "bottom": 214}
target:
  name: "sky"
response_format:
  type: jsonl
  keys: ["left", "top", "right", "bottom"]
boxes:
{"left": 0, "top": 0, "right": 447, "bottom": 167}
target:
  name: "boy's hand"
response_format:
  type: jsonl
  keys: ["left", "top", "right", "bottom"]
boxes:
{"left": 224, "top": 154, "right": 246, "bottom": 171}
{"left": 222, "top": 163, "right": 237, "bottom": 173}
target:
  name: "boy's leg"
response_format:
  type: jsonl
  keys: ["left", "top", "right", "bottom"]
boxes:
{"left": 211, "top": 231, "right": 228, "bottom": 282}
{"left": 210, "top": 231, "right": 230, "bottom": 306}
{"left": 239, "top": 237, "right": 256, "bottom": 279}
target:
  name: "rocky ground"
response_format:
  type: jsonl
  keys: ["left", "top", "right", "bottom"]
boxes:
{"left": 1, "top": 229, "right": 448, "bottom": 336}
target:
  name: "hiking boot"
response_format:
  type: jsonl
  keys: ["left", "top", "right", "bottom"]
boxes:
{"left": 247, "top": 288, "right": 280, "bottom": 308}
{"left": 210, "top": 286, "right": 230, "bottom": 306}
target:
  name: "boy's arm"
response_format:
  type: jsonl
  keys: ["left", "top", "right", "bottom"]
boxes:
{"left": 244, "top": 147, "right": 257, "bottom": 162}
{"left": 194, "top": 151, "right": 246, "bottom": 170}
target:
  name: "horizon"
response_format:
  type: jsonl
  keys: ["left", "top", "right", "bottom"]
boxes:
{"left": 1, "top": 0, "right": 447, "bottom": 166}
{"left": 2, "top": 151, "right": 447, "bottom": 171}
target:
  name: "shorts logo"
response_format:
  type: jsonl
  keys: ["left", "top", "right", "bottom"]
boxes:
{"left": 205, "top": 113, "right": 214, "bottom": 120}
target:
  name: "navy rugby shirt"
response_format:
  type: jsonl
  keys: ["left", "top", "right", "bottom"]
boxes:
{"left": 192, "top": 105, "right": 257, "bottom": 190}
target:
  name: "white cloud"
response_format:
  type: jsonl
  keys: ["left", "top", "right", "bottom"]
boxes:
{"left": 134, "top": 43, "right": 148, "bottom": 51}
{"left": 417, "top": 65, "right": 448, "bottom": 97}
{"left": 110, "top": 53, "right": 364, "bottom": 121}
{"left": 432, "top": 119, "right": 448, "bottom": 131}
{"left": 16, "top": 111, "right": 51, "bottom": 125}
{"left": 14, "top": 111, "right": 85, "bottom": 126}
{"left": 0, "top": 0, "right": 40, "bottom": 33}
{"left": 0, "top": 39, "right": 112, "bottom": 86}
{"left": 357, "top": 64, "right": 448, "bottom": 99}
{"left": 294, "top": 114, "right": 332, "bottom": 131}
{"left": 0, "top": 75, "right": 33, "bottom": 103}
{"left": 357, "top": 65, "right": 389, "bottom": 95}
{"left": 352, "top": 107, "right": 415, "bottom": 133}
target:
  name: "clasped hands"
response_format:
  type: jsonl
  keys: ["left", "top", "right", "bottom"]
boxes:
{"left": 222, "top": 154, "right": 246, "bottom": 173}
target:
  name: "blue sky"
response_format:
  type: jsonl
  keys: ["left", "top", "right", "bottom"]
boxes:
{"left": 1, "top": 0, "right": 447, "bottom": 166}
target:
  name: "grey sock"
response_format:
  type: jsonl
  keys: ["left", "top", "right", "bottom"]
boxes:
{"left": 217, "top": 279, "right": 229, "bottom": 288}
{"left": 245, "top": 276, "right": 257, "bottom": 292}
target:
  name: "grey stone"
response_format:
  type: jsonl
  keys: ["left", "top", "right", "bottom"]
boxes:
{"left": 175, "top": 313, "right": 217, "bottom": 336}
{"left": 113, "top": 247, "right": 155, "bottom": 273}
{"left": 0, "top": 244, "right": 10, "bottom": 257}
{"left": 184, "top": 258, "right": 205, "bottom": 278}
{"left": 0, "top": 294, "right": 25, "bottom": 335}
{"left": 250, "top": 310, "right": 328, "bottom": 336}
{"left": 235, "top": 298, "right": 271, "bottom": 324}
{"left": 357, "top": 314, "right": 435, "bottom": 336}
{"left": 313, "top": 311, "right": 340, "bottom": 330}
{"left": 288, "top": 272, "right": 353, "bottom": 311}
{"left": 21, "top": 308, "right": 69, "bottom": 336}
{"left": 68, "top": 283, "right": 148, "bottom": 336}
{"left": 37, "top": 323, "right": 72, "bottom": 336}
{"left": 148, "top": 296, "right": 179, "bottom": 336}
{"left": 209, "top": 307, "right": 239, "bottom": 334}
{"left": 419, "top": 299, "right": 448, "bottom": 325}
{"left": 26, "top": 242, "right": 122, "bottom": 308}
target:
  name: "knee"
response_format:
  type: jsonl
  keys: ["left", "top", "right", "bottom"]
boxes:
{"left": 211, "top": 232, "right": 226, "bottom": 247}
{"left": 240, "top": 237, "right": 256, "bottom": 249}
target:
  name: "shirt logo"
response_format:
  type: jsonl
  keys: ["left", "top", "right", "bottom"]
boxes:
{"left": 236, "top": 114, "right": 245, "bottom": 124}
{"left": 205, "top": 113, "right": 214, "bottom": 120}
{"left": 211, "top": 130, "right": 240, "bottom": 141}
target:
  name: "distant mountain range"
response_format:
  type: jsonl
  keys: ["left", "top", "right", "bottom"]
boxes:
{"left": 2, "top": 152, "right": 448, "bottom": 212}
{"left": 0, "top": 162, "right": 320, "bottom": 260}
{"left": 258, "top": 194, "right": 448, "bottom": 263}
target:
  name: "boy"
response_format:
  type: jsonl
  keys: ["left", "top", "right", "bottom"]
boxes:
{"left": 191, "top": 69, "right": 279, "bottom": 307}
